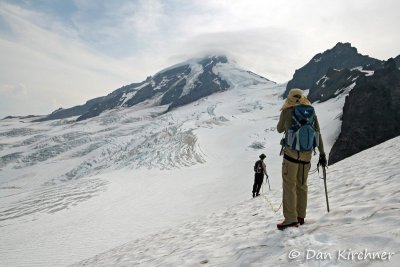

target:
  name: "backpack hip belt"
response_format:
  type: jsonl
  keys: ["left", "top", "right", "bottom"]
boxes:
{"left": 283, "top": 154, "right": 310, "bottom": 165}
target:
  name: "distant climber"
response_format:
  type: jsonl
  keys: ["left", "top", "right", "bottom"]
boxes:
{"left": 252, "top": 154, "right": 269, "bottom": 198}
{"left": 276, "top": 88, "right": 327, "bottom": 230}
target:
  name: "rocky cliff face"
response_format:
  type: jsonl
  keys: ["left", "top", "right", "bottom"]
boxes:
{"left": 329, "top": 58, "right": 400, "bottom": 165}
{"left": 284, "top": 42, "right": 381, "bottom": 97}
{"left": 307, "top": 68, "right": 363, "bottom": 103}
{"left": 395, "top": 55, "right": 400, "bottom": 68}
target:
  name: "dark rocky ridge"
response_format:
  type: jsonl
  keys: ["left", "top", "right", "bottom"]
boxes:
{"left": 35, "top": 96, "right": 106, "bottom": 121}
{"left": 329, "top": 58, "right": 400, "bottom": 165}
{"left": 3, "top": 115, "right": 41, "bottom": 120}
{"left": 395, "top": 55, "right": 400, "bottom": 67}
{"left": 284, "top": 42, "right": 382, "bottom": 97}
{"left": 167, "top": 56, "right": 230, "bottom": 111}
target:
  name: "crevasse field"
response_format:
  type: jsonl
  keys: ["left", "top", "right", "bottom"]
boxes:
{"left": 0, "top": 61, "right": 399, "bottom": 266}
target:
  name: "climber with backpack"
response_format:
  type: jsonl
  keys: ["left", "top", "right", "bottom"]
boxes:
{"left": 252, "top": 153, "right": 269, "bottom": 198}
{"left": 276, "top": 88, "right": 327, "bottom": 230}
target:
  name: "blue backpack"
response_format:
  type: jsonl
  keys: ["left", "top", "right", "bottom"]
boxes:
{"left": 285, "top": 105, "right": 319, "bottom": 151}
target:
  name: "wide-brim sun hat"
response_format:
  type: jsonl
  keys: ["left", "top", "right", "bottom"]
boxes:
{"left": 281, "top": 88, "right": 311, "bottom": 110}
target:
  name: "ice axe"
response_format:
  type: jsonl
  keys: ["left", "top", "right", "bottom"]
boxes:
{"left": 266, "top": 175, "right": 271, "bottom": 191}
{"left": 322, "top": 166, "right": 330, "bottom": 212}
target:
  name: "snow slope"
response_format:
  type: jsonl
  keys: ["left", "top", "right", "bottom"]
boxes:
{"left": 73, "top": 136, "right": 400, "bottom": 266}
{"left": 1, "top": 62, "right": 397, "bottom": 266}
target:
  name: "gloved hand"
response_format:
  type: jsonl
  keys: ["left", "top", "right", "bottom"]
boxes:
{"left": 318, "top": 153, "right": 327, "bottom": 168}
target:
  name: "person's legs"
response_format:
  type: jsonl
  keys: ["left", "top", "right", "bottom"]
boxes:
{"left": 252, "top": 176, "right": 257, "bottom": 196}
{"left": 255, "top": 174, "right": 263, "bottom": 195}
{"left": 296, "top": 163, "right": 310, "bottom": 219}
{"left": 282, "top": 159, "right": 299, "bottom": 223}
{"left": 252, "top": 175, "right": 258, "bottom": 197}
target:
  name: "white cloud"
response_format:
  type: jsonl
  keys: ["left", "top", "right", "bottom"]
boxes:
{"left": 164, "top": 27, "right": 304, "bottom": 83}
{"left": 0, "top": 2, "right": 148, "bottom": 117}
{"left": 0, "top": 83, "right": 27, "bottom": 96}
{"left": 130, "top": 0, "right": 168, "bottom": 35}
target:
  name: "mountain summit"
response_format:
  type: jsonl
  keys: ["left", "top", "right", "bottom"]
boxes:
{"left": 284, "top": 42, "right": 382, "bottom": 97}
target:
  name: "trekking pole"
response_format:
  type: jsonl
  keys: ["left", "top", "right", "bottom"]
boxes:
{"left": 322, "top": 166, "right": 330, "bottom": 212}
{"left": 266, "top": 176, "right": 271, "bottom": 191}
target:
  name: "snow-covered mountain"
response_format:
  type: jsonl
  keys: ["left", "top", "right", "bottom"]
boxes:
{"left": 35, "top": 56, "right": 272, "bottom": 122}
{"left": 0, "top": 53, "right": 399, "bottom": 266}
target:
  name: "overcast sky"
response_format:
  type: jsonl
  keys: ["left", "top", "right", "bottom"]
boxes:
{"left": 0, "top": 0, "right": 399, "bottom": 118}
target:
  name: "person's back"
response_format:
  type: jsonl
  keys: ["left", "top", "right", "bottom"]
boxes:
{"left": 252, "top": 154, "right": 268, "bottom": 198}
{"left": 276, "top": 88, "right": 327, "bottom": 230}
{"left": 277, "top": 106, "right": 322, "bottom": 162}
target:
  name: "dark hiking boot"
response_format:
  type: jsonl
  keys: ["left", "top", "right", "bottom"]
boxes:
{"left": 297, "top": 217, "right": 305, "bottom": 225}
{"left": 256, "top": 193, "right": 260, "bottom": 197}
{"left": 277, "top": 220, "right": 299, "bottom": 230}
{"left": 252, "top": 193, "right": 255, "bottom": 198}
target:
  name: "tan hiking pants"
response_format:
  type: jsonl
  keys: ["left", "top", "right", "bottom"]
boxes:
{"left": 282, "top": 153, "right": 311, "bottom": 222}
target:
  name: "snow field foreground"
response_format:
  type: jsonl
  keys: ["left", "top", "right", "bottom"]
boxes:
{"left": 72, "top": 136, "right": 400, "bottom": 267}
